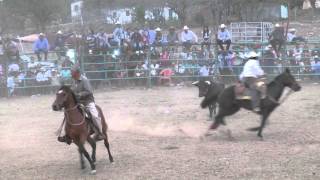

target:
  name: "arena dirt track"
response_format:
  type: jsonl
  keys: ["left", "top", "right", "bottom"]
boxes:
{"left": 1, "top": 84, "right": 320, "bottom": 180}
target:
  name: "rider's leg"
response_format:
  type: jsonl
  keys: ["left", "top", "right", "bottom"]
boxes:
{"left": 217, "top": 39, "right": 224, "bottom": 51}
{"left": 86, "top": 102, "right": 105, "bottom": 140}
{"left": 57, "top": 119, "right": 72, "bottom": 144}
{"left": 226, "top": 40, "right": 231, "bottom": 51}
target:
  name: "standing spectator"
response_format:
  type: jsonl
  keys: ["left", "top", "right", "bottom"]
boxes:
{"left": 201, "top": 25, "right": 212, "bottom": 51}
{"left": 8, "top": 61, "right": 20, "bottom": 76}
{"left": 130, "top": 28, "right": 143, "bottom": 52}
{"left": 199, "top": 64, "right": 209, "bottom": 80}
{"left": 113, "top": 22, "right": 125, "bottom": 47}
{"left": 167, "top": 26, "right": 179, "bottom": 45}
{"left": 181, "top": 26, "right": 198, "bottom": 51}
{"left": 7, "top": 74, "right": 15, "bottom": 97}
{"left": 312, "top": 56, "right": 320, "bottom": 81}
{"left": 54, "top": 30, "right": 73, "bottom": 60}
{"left": 217, "top": 24, "right": 232, "bottom": 51}
{"left": 269, "top": 23, "right": 285, "bottom": 57}
{"left": 148, "top": 26, "right": 156, "bottom": 46}
{"left": 155, "top": 27, "right": 164, "bottom": 46}
{"left": 51, "top": 69, "right": 60, "bottom": 86}
{"left": 85, "top": 30, "right": 97, "bottom": 54}
{"left": 3, "top": 37, "right": 20, "bottom": 62}
{"left": 33, "top": 33, "right": 49, "bottom": 61}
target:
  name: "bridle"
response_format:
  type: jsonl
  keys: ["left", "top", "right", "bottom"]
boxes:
{"left": 64, "top": 104, "right": 86, "bottom": 126}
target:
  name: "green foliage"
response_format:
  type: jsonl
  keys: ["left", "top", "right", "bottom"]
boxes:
{"left": 133, "top": 5, "right": 146, "bottom": 25}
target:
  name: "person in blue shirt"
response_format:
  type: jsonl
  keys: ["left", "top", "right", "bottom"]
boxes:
{"left": 33, "top": 33, "right": 49, "bottom": 61}
{"left": 217, "top": 24, "right": 231, "bottom": 52}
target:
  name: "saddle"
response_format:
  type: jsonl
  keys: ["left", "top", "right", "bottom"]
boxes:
{"left": 234, "top": 80, "right": 266, "bottom": 100}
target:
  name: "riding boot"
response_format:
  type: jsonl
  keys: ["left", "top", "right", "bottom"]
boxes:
{"left": 57, "top": 135, "right": 72, "bottom": 145}
{"left": 92, "top": 117, "right": 105, "bottom": 140}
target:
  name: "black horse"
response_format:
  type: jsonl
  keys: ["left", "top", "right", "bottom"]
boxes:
{"left": 208, "top": 68, "right": 301, "bottom": 138}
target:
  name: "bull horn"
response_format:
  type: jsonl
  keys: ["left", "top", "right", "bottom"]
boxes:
{"left": 192, "top": 81, "right": 199, "bottom": 85}
{"left": 205, "top": 81, "right": 211, "bottom": 85}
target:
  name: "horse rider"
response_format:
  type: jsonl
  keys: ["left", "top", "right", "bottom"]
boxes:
{"left": 239, "top": 51, "right": 267, "bottom": 112}
{"left": 58, "top": 66, "right": 105, "bottom": 144}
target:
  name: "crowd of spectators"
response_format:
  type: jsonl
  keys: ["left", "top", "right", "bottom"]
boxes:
{"left": 1, "top": 21, "right": 320, "bottom": 96}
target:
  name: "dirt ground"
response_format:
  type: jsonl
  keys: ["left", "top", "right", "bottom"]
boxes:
{"left": 1, "top": 84, "right": 320, "bottom": 180}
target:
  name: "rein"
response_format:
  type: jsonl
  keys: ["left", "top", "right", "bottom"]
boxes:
{"left": 64, "top": 104, "right": 86, "bottom": 126}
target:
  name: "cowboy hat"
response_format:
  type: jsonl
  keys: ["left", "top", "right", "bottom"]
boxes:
{"left": 183, "top": 25, "right": 189, "bottom": 30}
{"left": 247, "top": 51, "right": 259, "bottom": 58}
{"left": 289, "top": 28, "right": 296, "bottom": 32}
{"left": 155, "top": 27, "right": 161, "bottom": 31}
{"left": 275, "top": 23, "right": 280, "bottom": 27}
{"left": 57, "top": 30, "right": 63, "bottom": 34}
{"left": 220, "top": 24, "right": 226, "bottom": 28}
{"left": 39, "top": 33, "right": 45, "bottom": 36}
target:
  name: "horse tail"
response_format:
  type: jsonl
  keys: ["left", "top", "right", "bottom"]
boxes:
{"left": 247, "top": 127, "right": 260, "bottom": 131}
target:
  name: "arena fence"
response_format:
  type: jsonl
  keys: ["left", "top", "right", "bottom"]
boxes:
{"left": 1, "top": 40, "right": 320, "bottom": 97}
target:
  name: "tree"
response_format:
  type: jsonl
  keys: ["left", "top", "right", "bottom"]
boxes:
{"left": 4, "top": 0, "right": 66, "bottom": 32}
{"left": 166, "top": 0, "right": 190, "bottom": 26}
{"left": 132, "top": 5, "right": 146, "bottom": 25}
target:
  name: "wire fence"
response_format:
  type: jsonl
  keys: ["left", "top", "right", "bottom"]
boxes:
{"left": 1, "top": 40, "right": 320, "bottom": 97}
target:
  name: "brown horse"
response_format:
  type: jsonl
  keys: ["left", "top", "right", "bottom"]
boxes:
{"left": 52, "top": 86, "right": 113, "bottom": 174}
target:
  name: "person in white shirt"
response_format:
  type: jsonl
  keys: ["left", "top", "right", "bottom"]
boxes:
{"left": 199, "top": 64, "right": 209, "bottom": 77}
{"left": 113, "top": 22, "right": 125, "bottom": 47}
{"left": 217, "top": 24, "right": 232, "bottom": 51}
{"left": 287, "top": 28, "right": 306, "bottom": 43}
{"left": 181, "top": 26, "right": 198, "bottom": 50}
{"left": 239, "top": 51, "right": 266, "bottom": 111}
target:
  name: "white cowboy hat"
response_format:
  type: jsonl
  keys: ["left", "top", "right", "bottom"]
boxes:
{"left": 57, "top": 30, "right": 63, "bottom": 34}
{"left": 115, "top": 21, "right": 121, "bottom": 25}
{"left": 275, "top": 23, "right": 280, "bottom": 27}
{"left": 247, "top": 51, "right": 259, "bottom": 58}
{"left": 289, "top": 28, "right": 296, "bottom": 32}
{"left": 39, "top": 33, "right": 45, "bottom": 36}
{"left": 220, "top": 24, "right": 226, "bottom": 28}
{"left": 183, "top": 25, "right": 189, "bottom": 30}
{"left": 155, "top": 27, "right": 161, "bottom": 31}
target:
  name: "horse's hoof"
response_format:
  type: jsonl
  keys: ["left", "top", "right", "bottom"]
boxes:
{"left": 90, "top": 170, "right": 97, "bottom": 175}
{"left": 110, "top": 158, "right": 114, "bottom": 163}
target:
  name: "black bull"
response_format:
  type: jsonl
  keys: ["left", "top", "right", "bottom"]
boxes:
{"left": 192, "top": 80, "right": 225, "bottom": 118}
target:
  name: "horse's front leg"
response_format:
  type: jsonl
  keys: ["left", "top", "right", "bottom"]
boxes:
{"left": 79, "top": 144, "right": 96, "bottom": 174}
{"left": 87, "top": 136, "right": 96, "bottom": 163}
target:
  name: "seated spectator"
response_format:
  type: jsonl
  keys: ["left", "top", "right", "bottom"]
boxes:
{"left": 217, "top": 24, "right": 231, "bottom": 51}
{"left": 62, "top": 56, "right": 74, "bottom": 68}
{"left": 181, "top": 26, "right": 198, "bottom": 51}
{"left": 287, "top": 28, "right": 306, "bottom": 43}
{"left": 96, "top": 32, "right": 110, "bottom": 54}
{"left": 28, "top": 56, "right": 38, "bottom": 69}
{"left": 33, "top": 33, "right": 49, "bottom": 61}
{"left": 201, "top": 25, "right": 212, "bottom": 51}
{"left": 269, "top": 23, "right": 285, "bottom": 57}
{"left": 167, "top": 26, "right": 179, "bottom": 45}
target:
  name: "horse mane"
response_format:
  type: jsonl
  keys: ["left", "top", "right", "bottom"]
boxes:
{"left": 267, "top": 71, "right": 285, "bottom": 88}
{"left": 59, "top": 85, "right": 79, "bottom": 104}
